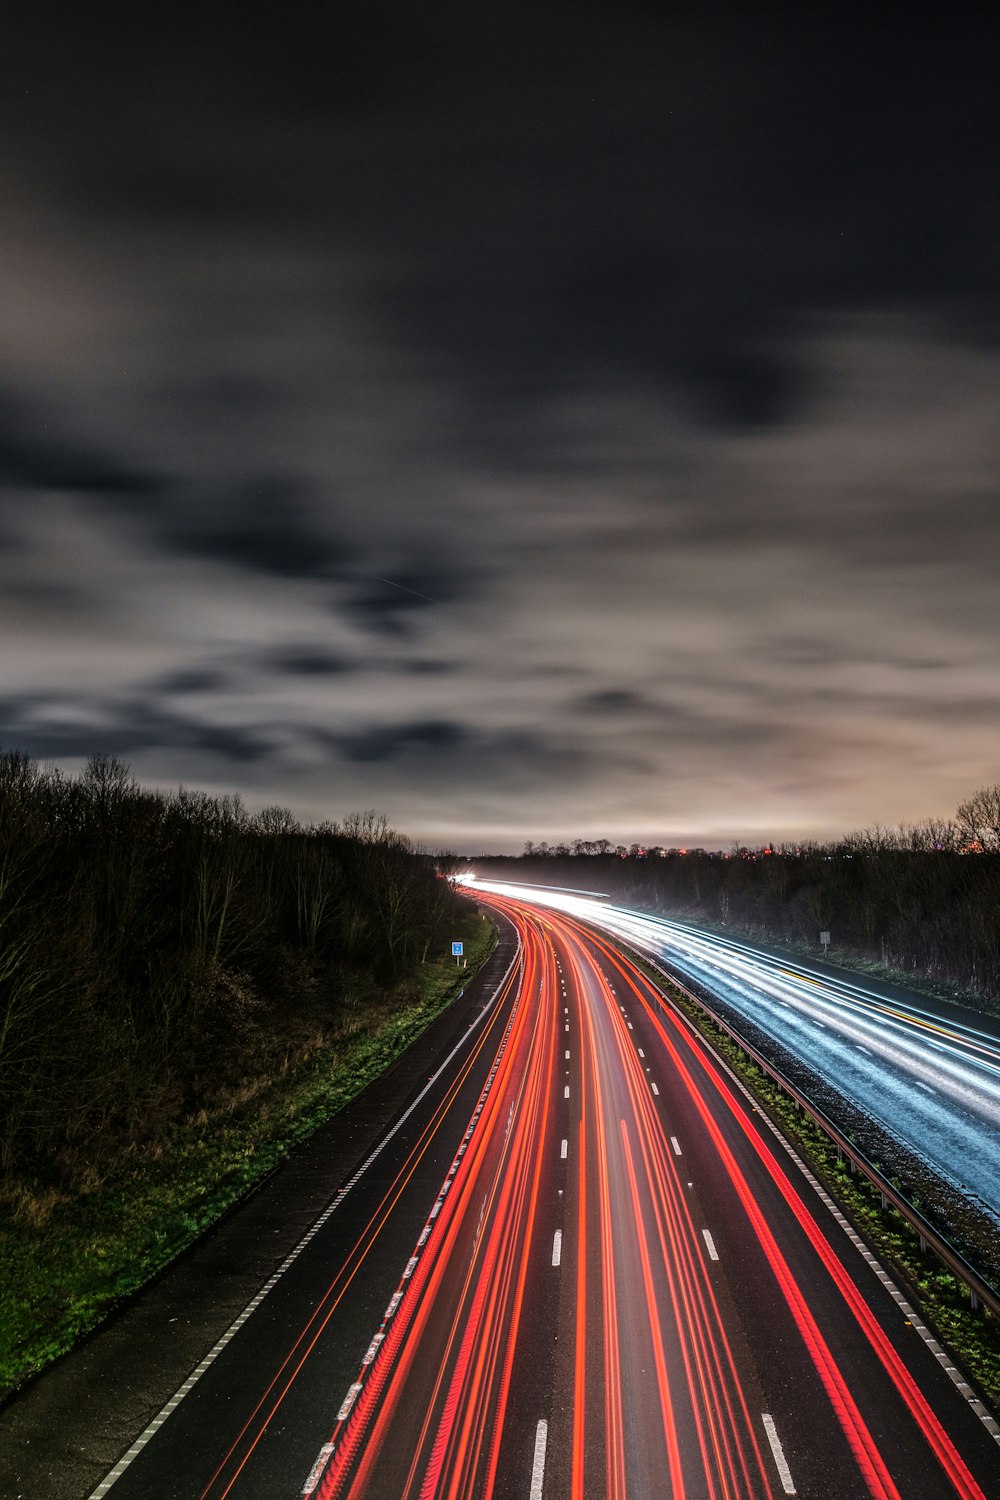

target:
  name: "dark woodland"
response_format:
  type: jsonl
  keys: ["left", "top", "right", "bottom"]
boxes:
{"left": 0, "top": 751, "right": 465, "bottom": 1183}
{"left": 474, "top": 787, "right": 1000, "bottom": 1006}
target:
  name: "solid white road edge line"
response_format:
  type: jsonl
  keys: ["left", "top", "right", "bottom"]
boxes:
{"left": 86, "top": 934, "right": 523, "bottom": 1500}
{"left": 679, "top": 988, "right": 1000, "bottom": 1449}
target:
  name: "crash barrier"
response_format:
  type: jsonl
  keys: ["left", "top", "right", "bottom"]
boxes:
{"left": 635, "top": 947, "right": 1000, "bottom": 1323}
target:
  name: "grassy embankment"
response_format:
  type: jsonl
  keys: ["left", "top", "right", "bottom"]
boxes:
{"left": 0, "top": 910, "right": 495, "bottom": 1398}
{"left": 622, "top": 944, "right": 1000, "bottom": 1414}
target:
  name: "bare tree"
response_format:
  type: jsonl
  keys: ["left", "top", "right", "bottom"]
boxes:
{"left": 955, "top": 786, "right": 1000, "bottom": 851}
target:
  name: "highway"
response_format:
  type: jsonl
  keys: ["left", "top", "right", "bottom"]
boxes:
{"left": 86, "top": 896, "right": 998, "bottom": 1498}
{"left": 470, "top": 880, "right": 1000, "bottom": 1230}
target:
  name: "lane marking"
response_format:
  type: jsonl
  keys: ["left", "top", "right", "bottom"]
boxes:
{"left": 705, "top": 1035, "right": 1000, "bottom": 1448}
{"left": 915, "top": 1080, "right": 937, "bottom": 1094}
{"left": 530, "top": 1419, "right": 549, "bottom": 1500}
{"left": 564, "top": 1085, "right": 570, "bottom": 1098}
{"left": 560, "top": 1138, "right": 568, "bottom": 1159}
{"left": 650, "top": 1081, "right": 660, "bottom": 1096}
{"left": 670, "top": 1136, "right": 682, "bottom": 1156}
{"left": 303, "top": 1443, "right": 334, "bottom": 1496}
{"left": 637, "top": 1048, "right": 645, "bottom": 1057}
{"left": 855, "top": 1044, "right": 872, "bottom": 1055}
{"left": 702, "top": 1229, "right": 719, "bottom": 1262}
{"left": 300, "top": 925, "right": 547, "bottom": 1496}
{"left": 565, "top": 1050, "right": 571, "bottom": 1059}
{"left": 87, "top": 935, "right": 524, "bottom": 1500}
{"left": 336, "top": 1383, "right": 362, "bottom": 1421}
{"left": 551, "top": 1230, "right": 562, "bottom": 1267}
{"left": 761, "top": 1413, "right": 796, "bottom": 1494}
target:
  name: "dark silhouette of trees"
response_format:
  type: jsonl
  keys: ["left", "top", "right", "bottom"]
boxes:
{"left": 0, "top": 753, "right": 469, "bottom": 1180}
{"left": 477, "top": 791, "right": 1000, "bottom": 1008}
{"left": 955, "top": 786, "right": 1000, "bottom": 852}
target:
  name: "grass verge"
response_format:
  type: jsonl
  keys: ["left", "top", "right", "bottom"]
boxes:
{"left": 622, "top": 943, "right": 1000, "bottom": 1415}
{"left": 0, "top": 911, "right": 496, "bottom": 1398}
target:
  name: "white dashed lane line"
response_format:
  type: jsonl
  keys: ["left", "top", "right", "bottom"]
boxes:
{"left": 650, "top": 1081, "right": 660, "bottom": 1096}
{"left": 702, "top": 1229, "right": 719, "bottom": 1262}
{"left": 551, "top": 1230, "right": 562, "bottom": 1267}
{"left": 720, "top": 1048, "right": 1000, "bottom": 1447}
{"left": 670, "top": 1137, "right": 682, "bottom": 1156}
{"left": 529, "top": 1420, "right": 549, "bottom": 1500}
{"left": 761, "top": 1413, "right": 796, "bottom": 1494}
{"left": 560, "top": 1139, "right": 568, "bottom": 1159}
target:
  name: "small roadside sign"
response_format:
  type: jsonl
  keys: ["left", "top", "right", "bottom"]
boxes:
{"left": 452, "top": 941, "right": 464, "bottom": 957}
{"left": 820, "top": 930, "right": 831, "bottom": 950}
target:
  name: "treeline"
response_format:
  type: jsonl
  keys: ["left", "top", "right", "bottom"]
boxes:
{"left": 474, "top": 787, "right": 1000, "bottom": 1005}
{"left": 0, "top": 751, "right": 466, "bottom": 1181}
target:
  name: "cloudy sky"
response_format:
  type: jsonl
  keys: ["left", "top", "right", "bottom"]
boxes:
{"left": 2, "top": 6, "right": 998, "bottom": 850}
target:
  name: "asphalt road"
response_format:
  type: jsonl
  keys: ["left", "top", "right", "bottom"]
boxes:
{"left": 8, "top": 899, "right": 999, "bottom": 1498}
{"left": 471, "top": 882, "right": 1000, "bottom": 1231}
{"left": 0, "top": 919, "right": 520, "bottom": 1500}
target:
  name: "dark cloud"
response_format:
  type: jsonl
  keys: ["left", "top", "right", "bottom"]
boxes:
{"left": 163, "top": 482, "right": 353, "bottom": 581}
{"left": 0, "top": 695, "right": 271, "bottom": 764}
{"left": 267, "top": 648, "right": 354, "bottom": 677}
{"left": 1, "top": 6, "right": 999, "bottom": 846}
{"left": 0, "top": 396, "right": 164, "bottom": 498}
{"left": 341, "top": 570, "right": 467, "bottom": 637}
{"left": 155, "top": 668, "right": 231, "bottom": 694}
{"left": 321, "top": 717, "right": 597, "bottom": 807}
{"left": 399, "top": 658, "right": 462, "bottom": 676}
{"left": 334, "top": 720, "right": 470, "bottom": 765}
{"left": 576, "top": 689, "right": 648, "bottom": 714}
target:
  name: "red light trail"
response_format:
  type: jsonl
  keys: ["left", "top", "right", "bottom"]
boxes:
{"left": 100, "top": 895, "right": 997, "bottom": 1500}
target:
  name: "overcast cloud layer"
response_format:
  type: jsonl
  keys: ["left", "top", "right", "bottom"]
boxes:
{"left": 2, "top": 6, "right": 999, "bottom": 849}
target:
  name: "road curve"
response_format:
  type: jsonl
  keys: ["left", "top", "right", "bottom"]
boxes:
{"left": 470, "top": 880, "right": 1000, "bottom": 1229}
{"left": 87, "top": 896, "right": 998, "bottom": 1499}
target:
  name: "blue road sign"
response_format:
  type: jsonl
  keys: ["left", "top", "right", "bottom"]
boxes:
{"left": 451, "top": 941, "right": 464, "bottom": 956}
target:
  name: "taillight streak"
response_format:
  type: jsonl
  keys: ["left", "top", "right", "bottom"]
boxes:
{"left": 313, "top": 912, "right": 555, "bottom": 1500}
{"left": 200, "top": 958, "right": 521, "bottom": 1500}
{"left": 589, "top": 927, "right": 988, "bottom": 1500}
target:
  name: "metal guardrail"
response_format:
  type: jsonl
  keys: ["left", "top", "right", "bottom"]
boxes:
{"left": 631, "top": 947, "right": 1000, "bottom": 1323}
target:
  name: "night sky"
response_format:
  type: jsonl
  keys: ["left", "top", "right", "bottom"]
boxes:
{"left": 2, "top": 6, "right": 999, "bottom": 851}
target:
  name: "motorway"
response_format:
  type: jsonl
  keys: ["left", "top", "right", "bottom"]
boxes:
{"left": 470, "top": 881, "right": 1000, "bottom": 1231}
{"left": 85, "top": 896, "right": 998, "bottom": 1498}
